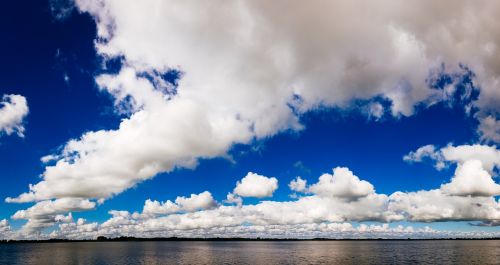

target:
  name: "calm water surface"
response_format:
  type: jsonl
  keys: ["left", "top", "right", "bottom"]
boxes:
{"left": 0, "top": 240, "right": 499, "bottom": 264}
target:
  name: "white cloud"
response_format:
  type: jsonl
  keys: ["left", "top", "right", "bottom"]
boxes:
{"left": 83, "top": 155, "right": 500, "bottom": 235}
{"left": 74, "top": 0, "right": 500, "bottom": 120}
{"left": 142, "top": 199, "right": 180, "bottom": 216}
{"left": 289, "top": 176, "right": 307, "bottom": 193}
{"left": 7, "top": 161, "right": 500, "bottom": 239}
{"left": 50, "top": 216, "right": 458, "bottom": 240}
{"left": 367, "top": 102, "right": 385, "bottom": 120}
{"left": 106, "top": 193, "right": 400, "bottom": 234}
{"left": 224, "top": 192, "right": 242, "bottom": 206}
{"left": 54, "top": 213, "right": 74, "bottom": 223}
{"left": 11, "top": 198, "right": 96, "bottom": 232}
{"left": 233, "top": 172, "right": 278, "bottom": 198}
{"left": 404, "top": 144, "right": 500, "bottom": 197}
{"left": 396, "top": 144, "right": 500, "bottom": 221}
{"left": 403, "top": 144, "right": 444, "bottom": 169}
{"left": 0, "top": 219, "right": 13, "bottom": 240}
{"left": 52, "top": 218, "right": 99, "bottom": 239}
{"left": 142, "top": 191, "right": 217, "bottom": 216}
{"left": 441, "top": 144, "right": 500, "bottom": 173}
{"left": 7, "top": 67, "right": 265, "bottom": 203}
{"left": 0, "top": 94, "right": 29, "bottom": 137}
{"left": 440, "top": 160, "right": 500, "bottom": 197}
{"left": 43, "top": 219, "right": 500, "bottom": 239}
{"left": 404, "top": 144, "right": 500, "bottom": 172}
{"left": 175, "top": 191, "right": 218, "bottom": 212}
{"left": 308, "top": 167, "right": 375, "bottom": 200}
{"left": 479, "top": 115, "right": 500, "bottom": 143}
{"left": 389, "top": 189, "right": 500, "bottom": 222}
{"left": 0, "top": 219, "right": 9, "bottom": 232}
{"left": 40, "top": 154, "right": 59, "bottom": 164}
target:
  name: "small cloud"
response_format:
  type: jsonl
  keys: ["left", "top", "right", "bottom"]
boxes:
{"left": 293, "top": 161, "right": 311, "bottom": 175}
{"left": 403, "top": 144, "right": 445, "bottom": 170}
{"left": 367, "top": 102, "right": 385, "bottom": 120}
{"left": 0, "top": 94, "right": 29, "bottom": 138}
{"left": 478, "top": 115, "right": 500, "bottom": 143}
{"left": 288, "top": 176, "right": 307, "bottom": 193}
{"left": 233, "top": 172, "right": 278, "bottom": 198}
{"left": 63, "top": 73, "right": 70, "bottom": 85}
{"left": 41, "top": 154, "right": 59, "bottom": 164}
{"left": 50, "top": 0, "right": 75, "bottom": 21}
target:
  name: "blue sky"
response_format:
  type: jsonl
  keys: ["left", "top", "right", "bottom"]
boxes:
{"left": 0, "top": 1, "right": 499, "bottom": 239}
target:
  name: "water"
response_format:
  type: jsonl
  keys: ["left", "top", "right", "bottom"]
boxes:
{"left": 0, "top": 240, "right": 499, "bottom": 264}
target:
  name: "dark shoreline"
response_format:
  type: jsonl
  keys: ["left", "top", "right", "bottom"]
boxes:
{"left": 1, "top": 237, "right": 499, "bottom": 243}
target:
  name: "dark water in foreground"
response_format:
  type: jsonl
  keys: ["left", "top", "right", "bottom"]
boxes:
{"left": 0, "top": 240, "right": 499, "bottom": 264}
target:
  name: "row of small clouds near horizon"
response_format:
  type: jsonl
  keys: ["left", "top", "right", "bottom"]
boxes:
{"left": 2, "top": 144, "right": 500, "bottom": 239}
{"left": 1, "top": 0, "right": 500, "bottom": 238}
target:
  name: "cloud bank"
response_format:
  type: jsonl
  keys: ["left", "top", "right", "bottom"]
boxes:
{"left": 3, "top": 144, "right": 500, "bottom": 239}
